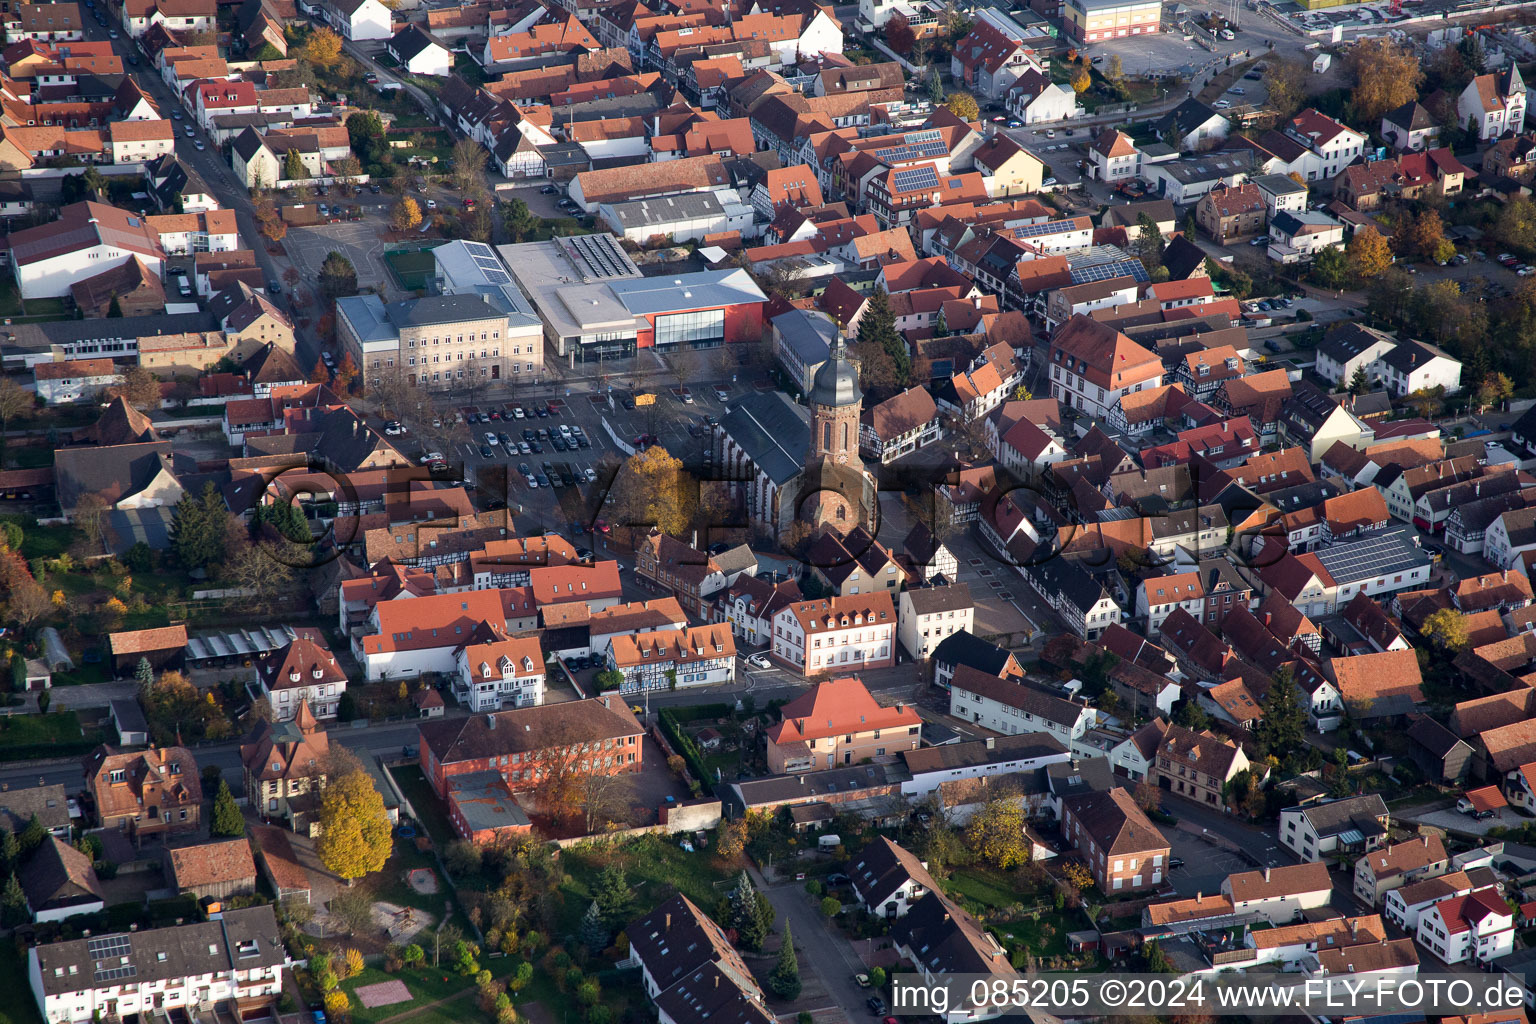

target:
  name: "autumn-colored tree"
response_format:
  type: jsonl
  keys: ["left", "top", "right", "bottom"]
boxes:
{"left": 715, "top": 817, "right": 748, "bottom": 859}
{"left": 302, "top": 26, "right": 343, "bottom": 69}
{"left": 945, "top": 92, "right": 979, "bottom": 121}
{"left": 1107, "top": 54, "right": 1124, "bottom": 82}
{"left": 322, "top": 991, "right": 350, "bottom": 1021}
{"left": 260, "top": 214, "right": 287, "bottom": 243}
{"left": 1346, "top": 38, "right": 1423, "bottom": 123}
{"left": 315, "top": 757, "right": 393, "bottom": 883}
{"left": 1070, "top": 65, "right": 1091, "bottom": 93}
{"left": 1346, "top": 226, "right": 1393, "bottom": 282}
{"left": 964, "top": 796, "right": 1030, "bottom": 869}
{"left": 1421, "top": 608, "right": 1470, "bottom": 651}
{"left": 608, "top": 446, "right": 697, "bottom": 536}
{"left": 334, "top": 352, "right": 359, "bottom": 391}
{"left": 116, "top": 365, "right": 162, "bottom": 411}
{"left": 1132, "top": 778, "right": 1161, "bottom": 814}
{"left": 1262, "top": 59, "right": 1308, "bottom": 118}
{"left": 1061, "top": 861, "right": 1094, "bottom": 890}
{"left": 1397, "top": 208, "right": 1445, "bottom": 261}
{"left": 1476, "top": 372, "right": 1515, "bottom": 412}
{"left": 0, "top": 377, "right": 33, "bottom": 467}
{"left": 391, "top": 197, "right": 423, "bottom": 232}
{"left": 310, "top": 359, "right": 330, "bottom": 384}
{"left": 884, "top": 11, "right": 916, "bottom": 54}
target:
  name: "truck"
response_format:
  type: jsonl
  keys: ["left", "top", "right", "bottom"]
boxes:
{"left": 1313, "top": 52, "right": 1331, "bottom": 73}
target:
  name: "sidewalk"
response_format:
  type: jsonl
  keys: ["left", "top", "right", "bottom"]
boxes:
{"left": 748, "top": 861, "right": 866, "bottom": 1023}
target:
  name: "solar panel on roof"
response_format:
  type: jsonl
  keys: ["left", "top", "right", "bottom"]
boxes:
{"left": 95, "top": 964, "right": 137, "bottom": 983}
{"left": 892, "top": 165, "right": 939, "bottom": 192}
{"left": 463, "top": 242, "right": 494, "bottom": 257}
{"left": 483, "top": 269, "right": 511, "bottom": 284}
{"left": 89, "top": 936, "right": 132, "bottom": 960}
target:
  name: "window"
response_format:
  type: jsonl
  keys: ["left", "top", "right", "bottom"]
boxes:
{"left": 654, "top": 308, "right": 725, "bottom": 348}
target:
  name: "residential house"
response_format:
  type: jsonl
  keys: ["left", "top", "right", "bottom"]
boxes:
{"left": 764, "top": 676, "right": 921, "bottom": 773}
{"left": 1354, "top": 835, "right": 1450, "bottom": 906}
{"left": 1047, "top": 314, "right": 1164, "bottom": 419}
{"left": 81, "top": 744, "right": 200, "bottom": 844}
{"left": 20, "top": 838, "right": 103, "bottom": 923}
{"left": 900, "top": 732, "right": 1070, "bottom": 797}
{"left": 898, "top": 583, "right": 974, "bottom": 661}
{"left": 949, "top": 666, "right": 1094, "bottom": 751}
{"left": 254, "top": 636, "right": 346, "bottom": 721}
{"left": 1382, "top": 101, "right": 1440, "bottom": 152}
{"left": 452, "top": 635, "right": 545, "bottom": 712}
{"left": 606, "top": 624, "right": 736, "bottom": 693}
{"left": 321, "top": 0, "right": 391, "bottom": 40}
{"left": 1417, "top": 887, "right": 1514, "bottom": 965}
{"left": 1196, "top": 182, "right": 1265, "bottom": 243}
{"left": 769, "top": 592, "right": 897, "bottom": 676}
{"left": 1155, "top": 99, "right": 1230, "bottom": 153}
{"left": 1222, "top": 862, "right": 1334, "bottom": 924}
{"left": 1279, "top": 794, "right": 1390, "bottom": 860}
{"left": 27, "top": 906, "right": 284, "bottom": 1024}
{"left": 240, "top": 703, "right": 330, "bottom": 835}
{"left": 636, "top": 532, "right": 725, "bottom": 618}
{"left": 1059, "top": 787, "right": 1169, "bottom": 892}
{"left": 1088, "top": 128, "right": 1139, "bottom": 182}
{"left": 1151, "top": 724, "right": 1250, "bottom": 811}
{"left": 1459, "top": 66, "right": 1526, "bottom": 142}
{"left": 860, "top": 385, "right": 941, "bottom": 464}
{"left": 386, "top": 24, "right": 451, "bottom": 76}
{"left": 849, "top": 836, "right": 938, "bottom": 918}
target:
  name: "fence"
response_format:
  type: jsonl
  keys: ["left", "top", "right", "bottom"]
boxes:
{"left": 866, "top": 38, "right": 930, "bottom": 77}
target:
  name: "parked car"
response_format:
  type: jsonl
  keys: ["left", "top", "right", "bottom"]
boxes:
{"left": 383, "top": 420, "right": 404, "bottom": 435}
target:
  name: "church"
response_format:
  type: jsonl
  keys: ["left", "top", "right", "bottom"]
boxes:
{"left": 714, "top": 336, "right": 879, "bottom": 540}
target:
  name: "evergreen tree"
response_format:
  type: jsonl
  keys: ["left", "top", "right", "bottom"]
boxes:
{"left": 768, "top": 921, "right": 801, "bottom": 1000}
{"left": 1254, "top": 667, "right": 1306, "bottom": 763}
{"left": 170, "top": 481, "right": 232, "bottom": 571}
{"left": 0, "top": 830, "right": 18, "bottom": 872}
{"left": 212, "top": 779, "right": 244, "bottom": 837}
{"left": 578, "top": 900, "right": 608, "bottom": 953}
{"left": 1133, "top": 212, "right": 1165, "bottom": 272}
{"left": 1348, "top": 365, "right": 1369, "bottom": 395}
{"left": 593, "top": 863, "right": 632, "bottom": 926}
{"left": 18, "top": 814, "right": 46, "bottom": 853}
{"left": 855, "top": 290, "right": 909, "bottom": 389}
{"left": 107, "top": 294, "right": 124, "bottom": 318}
{"left": 1, "top": 871, "right": 23, "bottom": 924}
{"left": 729, "top": 871, "right": 769, "bottom": 951}
{"left": 135, "top": 657, "right": 155, "bottom": 691}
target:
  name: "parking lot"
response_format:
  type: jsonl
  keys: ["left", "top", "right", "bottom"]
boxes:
{"left": 1164, "top": 828, "right": 1254, "bottom": 897}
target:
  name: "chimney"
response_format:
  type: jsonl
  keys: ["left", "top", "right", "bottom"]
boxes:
{"left": 1264, "top": 866, "right": 1271, "bottom": 882}
{"left": 986, "top": 736, "right": 995, "bottom": 749}
{"left": 1350, "top": 919, "right": 1358, "bottom": 940}
{"left": 665, "top": 913, "right": 671, "bottom": 930}
{"left": 486, "top": 714, "right": 496, "bottom": 729}
{"left": 1422, "top": 835, "right": 1429, "bottom": 848}
{"left": 799, "top": 775, "right": 805, "bottom": 785}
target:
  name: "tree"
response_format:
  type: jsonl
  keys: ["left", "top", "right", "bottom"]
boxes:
{"left": 1262, "top": 59, "right": 1308, "bottom": 118}
{"left": 715, "top": 817, "right": 748, "bottom": 860}
{"left": 116, "top": 365, "right": 161, "bottom": 411}
{"left": 531, "top": 719, "right": 628, "bottom": 831}
{"left": 334, "top": 353, "right": 359, "bottom": 392}
{"left": 729, "top": 871, "right": 773, "bottom": 951}
{"left": 450, "top": 138, "right": 489, "bottom": 195}
{"left": 819, "top": 895, "right": 840, "bottom": 917}
{"left": 171, "top": 481, "right": 235, "bottom": 571}
{"left": 607, "top": 446, "right": 697, "bottom": 536}
{"left": 322, "top": 992, "right": 349, "bottom": 1021}
{"left": 1475, "top": 372, "right": 1515, "bottom": 413}
{"left": 769, "top": 922, "right": 802, "bottom": 1000}
{"left": 1346, "top": 38, "right": 1423, "bottom": 123}
{"left": 502, "top": 198, "right": 540, "bottom": 243}
{"left": 73, "top": 492, "right": 112, "bottom": 556}
{"left": 1346, "top": 226, "right": 1393, "bottom": 282}
{"left": 1421, "top": 607, "right": 1470, "bottom": 652}
{"left": 964, "top": 796, "right": 1030, "bottom": 868}
{"left": 0, "top": 831, "right": 17, "bottom": 873}
{"left": 594, "top": 668, "right": 625, "bottom": 692}
{"left": 0, "top": 377, "right": 32, "bottom": 465}
{"left": 579, "top": 900, "right": 608, "bottom": 952}
{"left": 1494, "top": 195, "right": 1536, "bottom": 251}
{"left": 315, "top": 758, "right": 393, "bottom": 882}
{"left": 1144, "top": 940, "right": 1174, "bottom": 974}
{"left": 18, "top": 814, "right": 46, "bottom": 852}
{"left": 593, "top": 863, "right": 633, "bottom": 925}
{"left": 1173, "top": 697, "right": 1209, "bottom": 731}
{"left": 1107, "top": 54, "right": 1124, "bottom": 82}
{"left": 1134, "top": 212, "right": 1165, "bottom": 272}
{"left": 1133, "top": 778, "right": 1161, "bottom": 814}
{"left": 302, "top": 26, "right": 343, "bottom": 69}
{"left": 1, "top": 871, "right": 25, "bottom": 924}
{"left": 332, "top": 155, "right": 362, "bottom": 188}
{"left": 945, "top": 92, "right": 979, "bottom": 121}
{"left": 1070, "top": 65, "right": 1091, "bottom": 93}
{"left": 857, "top": 289, "right": 909, "bottom": 388}
{"left": 346, "top": 111, "right": 387, "bottom": 167}
{"left": 260, "top": 214, "right": 287, "bottom": 243}
{"left": 884, "top": 12, "right": 915, "bottom": 54}
{"left": 1348, "top": 365, "right": 1369, "bottom": 396}
{"left": 211, "top": 779, "right": 244, "bottom": 837}
{"left": 319, "top": 251, "right": 357, "bottom": 300}
{"left": 284, "top": 147, "right": 306, "bottom": 183}
{"left": 1254, "top": 667, "right": 1306, "bottom": 762}
{"left": 1398, "top": 208, "right": 1445, "bottom": 261}
{"left": 1311, "top": 244, "right": 1348, "bottom": 289}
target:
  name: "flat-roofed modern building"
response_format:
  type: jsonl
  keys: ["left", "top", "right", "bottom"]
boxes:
{"left": 336, "top": 289, "right": 543, "bottom": 391}
{"left": 500, "top": 235, "right": 767, "bottom": 361}
{"left": 1062, "top": 0, "right": 1160, "bottom": 42}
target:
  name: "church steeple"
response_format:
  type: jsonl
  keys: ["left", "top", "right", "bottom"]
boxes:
{"left": 807, "top": 336, "right": 861, "bottom": 466}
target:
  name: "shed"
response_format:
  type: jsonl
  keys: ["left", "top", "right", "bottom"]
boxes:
{"left": 22, "top": 658, "right": 50, "bottom": 691}
{"left": 251, "top": 824, "right": 310, "bottom": 904}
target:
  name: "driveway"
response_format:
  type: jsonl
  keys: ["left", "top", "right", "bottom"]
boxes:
{"left": 752, "top": 863, "right": 869, "bottom": 1023}
{"left": 45, "top": 680, "right": 138, "bottom": 711}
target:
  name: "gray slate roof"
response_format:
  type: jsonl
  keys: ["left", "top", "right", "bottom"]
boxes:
{"left": 719, "top": 390, "right": 809, "bottom": 487}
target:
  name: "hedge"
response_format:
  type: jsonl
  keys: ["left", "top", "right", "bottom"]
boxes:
{"left": 659, "top": 708, "right": 713, "bottom": 796}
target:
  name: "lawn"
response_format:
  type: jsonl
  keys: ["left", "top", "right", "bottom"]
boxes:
{"left": 944, "top": 866, "right": 1027, "bottom": 910}
{"left": 0, "top": 710, "right": 104, "bottom": 760}
{"left": 341, "top": 959, "right": 521, "bottom": 1024}
{"left": 995, "top": 908, "right": 1081, "bottom": 960}
{"left": 555, "top": 833, "right": 736, "bottom": 936}
{"left": 5, "top": 516, "right": 76, "bottom": 560}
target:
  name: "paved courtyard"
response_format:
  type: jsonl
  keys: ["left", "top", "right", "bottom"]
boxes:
{"left": 285, "top": 221, "right": 392, "bottom": 297}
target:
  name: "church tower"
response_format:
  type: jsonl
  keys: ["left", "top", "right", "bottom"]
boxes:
{"left": 797, "top": 336, "right": 875, "bottom": 532}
